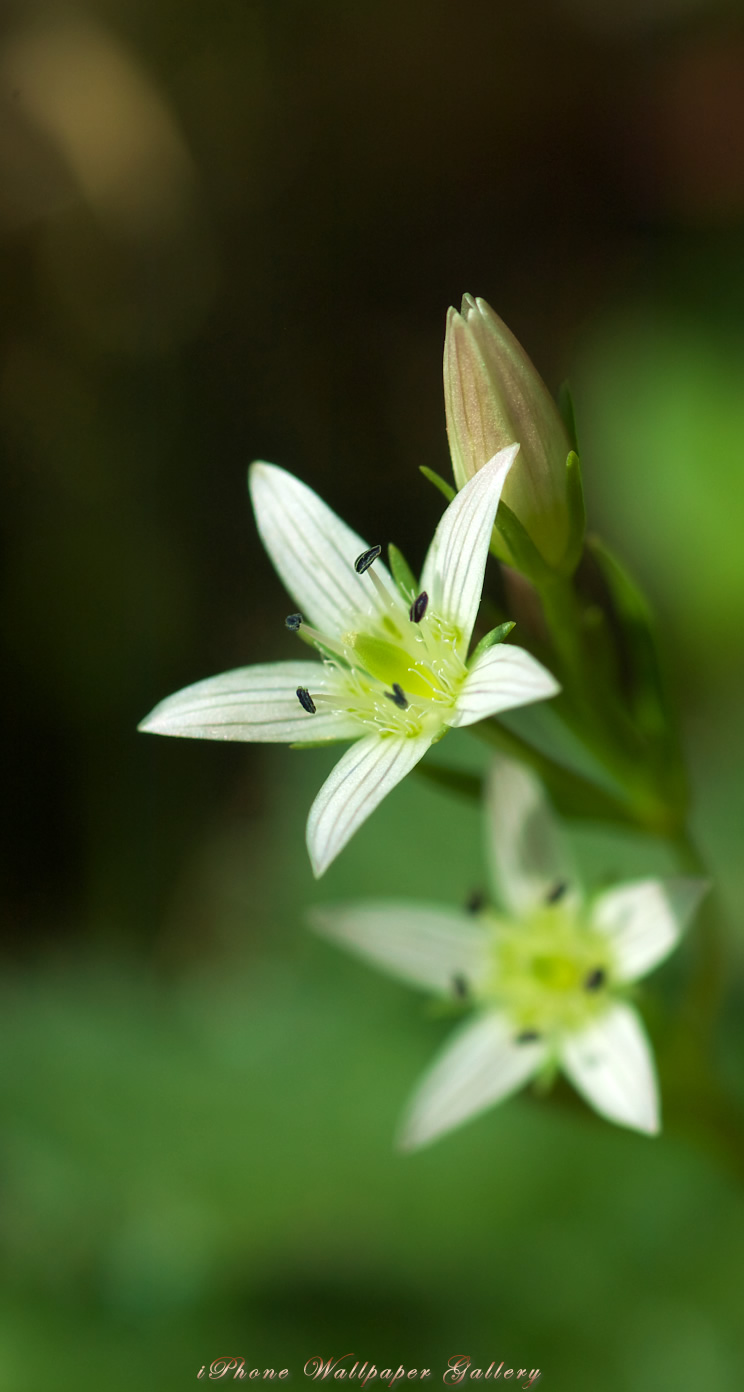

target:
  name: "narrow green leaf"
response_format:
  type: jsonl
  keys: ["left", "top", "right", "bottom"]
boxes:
{"left": 539, "top": 764, "right": 640, "bottom": 826}
{"left": 557, "top": 381, "right": 579, "bottom": 453}
{"left": 587, "top": 537, "right": 672, "bottom": 746}
{"left": 419, "top": 466, "right": 456, "bottom": 503}
{"left": 469, "top": 621, "right": 516, "bottom": 664}
{"left": 494, "top": 500, "right": 552, "bottom": 584}
{"left": 471, "top": 718, "right": 645, "bottom": 830}
{"left": 388, "top": 542, "right": 418, "bottom": 600}
{"left": 559, "top": 450, "right": 586, "bottom": 576}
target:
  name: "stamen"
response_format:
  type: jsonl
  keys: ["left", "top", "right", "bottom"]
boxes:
{"left": 452, "top": 974, "right": 468, "bottom": 1000}
{"left": 353, "top": 543, "right": 400, "bottom": 618}
{"left": 516, "top": 1030, "right": 541, "bottom": 1044}
{"left": 584, "top": 967, "right": 606, "bottom": 992}
{"left": 384, "top": 683, "right": 408, "bottom": 709}
{"left": 465, "top": 890, "right": 485, "bottom": 914}
{"left": 285, "top": 613, "right": 303, "bottom": 631}
{"left": 546, "top": 881, "right": 568, "bottom": 904}
{"left": 354, "top": 545, "right": 382, "bottom": 575}
{"left": 296, "top": 621, "right": 354, "bottom": 663}
{"left": 296, "top": 687, "right": 316, "bottom": 714}
{"left": 409, "top": 591, "right": 429, "bottom": 624}
{"left": 369, "top": 566, "right": 400, "bottom": 618}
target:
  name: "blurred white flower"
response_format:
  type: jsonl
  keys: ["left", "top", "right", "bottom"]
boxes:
{"left": 311, "top": 756, "right": 708, "bottom": 1145}
{"left": 139, "top": 451, "right": 558, "bottom": 877}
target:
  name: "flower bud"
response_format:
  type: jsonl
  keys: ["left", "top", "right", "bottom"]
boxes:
{"left": 444, "top": 295, "right": 574, "bottom": 569}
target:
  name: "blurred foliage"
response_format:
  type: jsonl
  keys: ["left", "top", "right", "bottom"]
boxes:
{"left": 2, "top": 763, "right": 744, "bottom": 1391}
{"left": 2, "top": 0, "right": 744, "bottom": 1388}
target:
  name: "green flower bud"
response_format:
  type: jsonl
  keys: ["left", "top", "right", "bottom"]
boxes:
{"left": 444, "top": 295, "right": 574, "bottom": 569}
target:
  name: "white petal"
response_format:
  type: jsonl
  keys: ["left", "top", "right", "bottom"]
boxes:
{"left": 592, "top": 878, "right": 708, "bottom": 984}
{"left": 420, "top": 445, "right": 518, "bottom": 645}
{"left": 450, "top": 644, "right": 560, "bottom": 727}
{"left": 308, "top": 903, "right": 492, "bottom": 994}
{"left": 560, "top": 1002, "right": 659, "bottom": 1135}
{"left": 138, "top": 662, "right": 361, "bottom": 743}
{"left": 398, "top": 1011, "right": 547, "bottom": 1151}
{"left": 249, "top": 461, "right": 402, "bottom": 638}
{"left": 483, "top": 754, "right": 578, "bottom": 916}
{"left": 306, "top": 732, "right": 432, "bottom": 877}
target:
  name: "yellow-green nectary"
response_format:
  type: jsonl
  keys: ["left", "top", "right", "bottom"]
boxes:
{"left": 444, "top": 294, "right": 573, "bottom": 568}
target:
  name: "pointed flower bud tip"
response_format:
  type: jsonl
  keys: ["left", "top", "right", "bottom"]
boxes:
{"left": 443, "top": 295, "right": 577, "bottom": 569}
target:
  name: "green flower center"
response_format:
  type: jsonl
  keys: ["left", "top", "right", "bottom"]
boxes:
{"left": 345, "top": 625, "right": 463, "bottom": 703}
{"left": 484, "top": 905, "right": 614, "bottom": 1036}
{"left": 330, "top": 605, "right": 468, "bottom": 736}
{"left": 287, "top": 557, "right": 468, "bottom": 737}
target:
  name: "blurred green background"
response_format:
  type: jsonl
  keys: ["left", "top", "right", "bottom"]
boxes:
{"left": 2, "top": 1, "right": 744, "bottom": 1388}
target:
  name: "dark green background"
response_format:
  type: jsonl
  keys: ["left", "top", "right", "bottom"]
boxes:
{"left": 1, "top": 1, "right": 744, "bottom": 1388}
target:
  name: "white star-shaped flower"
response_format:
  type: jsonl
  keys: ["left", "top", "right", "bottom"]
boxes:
{"left": 139, "top": 449, "right": 559, "bottom": 876}
{"left": 310, "top": 756, "right": 708, "bottom": 1144}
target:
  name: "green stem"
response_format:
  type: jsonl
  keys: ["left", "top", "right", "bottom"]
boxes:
{"left": 488, "top": 530, "right": 740, "bottom": 1177}
{"left": 540, "top": 575, "right": 636, "bottom": 753}
{"left": 536, "top": 572, "right": 682, "bottom": 832}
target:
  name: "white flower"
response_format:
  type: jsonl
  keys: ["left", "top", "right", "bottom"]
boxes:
{"left": 310, "top": 756, "right": 708, "bottom": 1145}
{"left": 139, "top": 449, "right": 559, "bottom": 877}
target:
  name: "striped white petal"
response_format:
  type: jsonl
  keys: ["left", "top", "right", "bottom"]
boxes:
{"left": 450, "top": 643, "right": 560, "bottom": 728}
{"left": 249, "top": 461, "right": 402, "bottom": 638}
{"left": 592, "top": 878, "right": 708, "bottom": 984}
{"left": 138, "top": 662, "right": 361, "bottom": 743}
{"left": 560, "top": 1002, "right": 659, "bottom": 1135}
{"left": 420, "top": 446, "right": 518, "bottom": 646}
{"left": 398, "top": 1010, "right": 547, "bottom": 1151}
{"left": 306, "top": 732, "right": 432, "bottom": 878}
{"left": 308, "top": 903, "right": 492, "bottom": 995}
{"left": 484, "top": 754, "right": 578, "bottom": 916}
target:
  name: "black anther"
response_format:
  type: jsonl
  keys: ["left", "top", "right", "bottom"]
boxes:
{"left": 285, "top": 613, "right": 303, "bottom": 631}
{"left": 546, "top": 881, "right": 568, "bottom": 904}
{"left": 296, "top": 687, "right": 316, "bottom": 714}
{"left": 516, "top": 1030, "right": 541, "bottom": 1044}
{"left": 465, "top": 889, "right": 485, "bottom": 914}
{"left": 354, "top": 545, "right": 382, "bottom": 575}
{"left": 409, "top": 591, "right": 429, "bottom": 623}
{"left": 452, "top": 975, "right": 469, "bottom": 1000}
{"left": 384, "top": 682, "right": 408, "bottom": 709}
{"left": 584, "top": 967, "right": 606, "bottom": 992}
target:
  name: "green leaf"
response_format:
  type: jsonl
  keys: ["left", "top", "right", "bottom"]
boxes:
{"left": 559, "top": 451, "right": 586, "bottom": 577}
{"left": 471, "top": 718, "right": 644, "bottom": 830}
{"left": 469, "top": 621, "right": 516, "bottom": 664}
{"left": 388, "top": 543, "right": 418, "bottom": 600}
{"left": 538, "top": 763, "right": 640, "bottom": 826}
{"left": 558, "top": 381, "right": 580, "bottom": 453}
{"left": 419, "top": 466, "right": 456, "bottom": 503}
{"left": 586, "top": 537, "right": 674, "bottom": 748}
{"left": 494, "top": 500, "right": 552, "bottom": 584}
